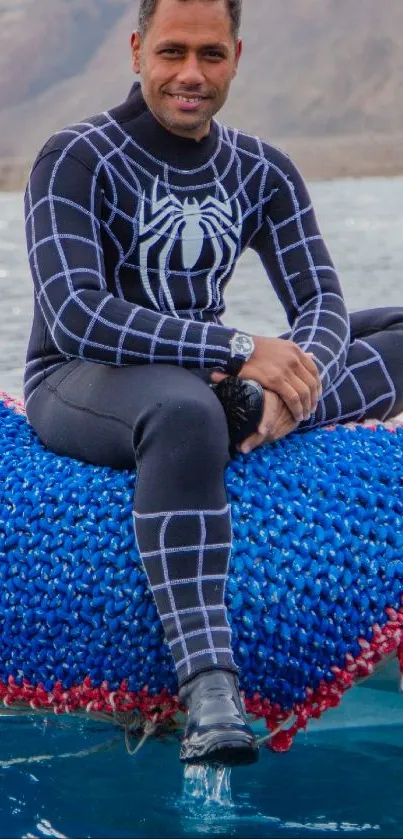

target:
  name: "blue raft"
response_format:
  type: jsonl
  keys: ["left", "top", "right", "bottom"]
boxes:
{"left": 0, "top": 392, "right": 402, "bottom": 751}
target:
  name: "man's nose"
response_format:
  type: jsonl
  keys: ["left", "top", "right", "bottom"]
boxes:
{"left": 176, "top": 54, "right": 205, "bottom": 86}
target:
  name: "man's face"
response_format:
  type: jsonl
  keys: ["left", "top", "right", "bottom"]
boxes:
{"left": 131, "top": 0, "right": 242, "bottom": 141}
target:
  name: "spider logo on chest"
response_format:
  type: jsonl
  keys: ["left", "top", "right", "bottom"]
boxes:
{"left": 138, "top": 176, "right": 242, "bottom": 312}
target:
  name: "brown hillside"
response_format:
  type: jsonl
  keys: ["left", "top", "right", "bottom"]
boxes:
{"left": 221, "top": 0, "right": 403, "bottom": 139}
{"left": 0, "top": 0, "right": 130, "bottom": 111}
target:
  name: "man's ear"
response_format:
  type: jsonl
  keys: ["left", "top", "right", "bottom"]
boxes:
{"left": 131, "top": 31, "right": 141, "bottom": 74}
{"left": 232, "top": 38, "right": 242, "bottom": 77}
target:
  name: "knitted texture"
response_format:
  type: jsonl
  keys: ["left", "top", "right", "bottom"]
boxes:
{"left": 0, "top": 392, "right": 402, "bottom": 751}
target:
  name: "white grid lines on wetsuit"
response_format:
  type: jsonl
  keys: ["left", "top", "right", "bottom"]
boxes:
{"left": 25, "top": 138, "right": 235, "bottom": 377}
{"left": 133, "top": 506, "right": 234, "bottom": 683}
{"left": 300, "top": 338, "right": 397, "bottom": 429}
{"left": 262, "top": 192, "right": 349, "bottom": 392}
{"left": 25, "top": 101, "right": 351, "bottom": 403}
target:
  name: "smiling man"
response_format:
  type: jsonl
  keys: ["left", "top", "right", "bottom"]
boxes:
{"left": 24, "top": 0, "right": 403, "bottom": 768}
{"left": 133, "top": 0, "right": 241, "bottom": 139}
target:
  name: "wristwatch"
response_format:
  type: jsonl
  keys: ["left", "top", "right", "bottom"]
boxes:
{"left": 226, "top": 332, "right": 255, "bottom": 376}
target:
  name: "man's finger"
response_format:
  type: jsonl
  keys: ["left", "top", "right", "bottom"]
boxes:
{"left": 290, "top": 366, "right": 320, "bottom": 418}
{"left": 257, "top": 393, "right": 277, "bottom": 435}
{"left": 238, "top": 431, "right": 265, "bottom": 454}
{"left": 274, "top": 381, "right": 304, "bottom": 422}
{"left": 286, "top": 372, "right": 315, "bottom": 419}
{"left": 210, "top": 371, "right": 228, "bottom": 384}
{"left": 298, "top": 352, "right": 323, "bottom": 411}
{"left": 301, "top": 351, "right": 321, "bottom": 378}
{"left": 304, "top": 353, "right": 322, "bottom": 393}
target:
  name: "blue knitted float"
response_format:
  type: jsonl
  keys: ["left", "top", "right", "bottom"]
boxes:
{"left": 0, "top": 392, "right": 402, "bottom": 751}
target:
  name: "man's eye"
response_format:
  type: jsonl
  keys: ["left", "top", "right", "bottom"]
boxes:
{"left": 161, "top": 48, "right": 181, "bottom": 56}
{"left": 205, "top": 51, "right": 225, "bottom": 60}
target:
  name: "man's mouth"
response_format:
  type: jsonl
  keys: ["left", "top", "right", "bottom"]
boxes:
{"left": 169, "top": 94, "right": 207, "bottom": 103}
{"left": 175, "top": 95, "right": 203, "bottom": 103}
{"left": 164, "top": 92, "right": 210, "bottom": 113}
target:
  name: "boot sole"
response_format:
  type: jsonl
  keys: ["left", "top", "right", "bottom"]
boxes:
{"left": 180, "top": 729, "right": 259, "bottom": 766}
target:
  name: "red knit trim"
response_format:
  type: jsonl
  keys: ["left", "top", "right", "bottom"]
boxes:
{"left": 249, "top": 599, "right": 403, "bottom": 752}
{"left": 325, "top": 417, "right": 403, "bottom": 432}
{"left": 0, "top": 600, "right": 401, "bottom": 752}
{"left": 0, "top": 392, "right": 25, "bottom": 414}
{"left": 0, "top": 677, "right": 181, "bottom": 721}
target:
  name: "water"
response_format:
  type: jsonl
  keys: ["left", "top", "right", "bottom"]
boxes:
{"left": 0, "top": 675, "right": 402, "bottom": 838}
{"left": 0, "top": 178, "right": 403, "bottom": 837}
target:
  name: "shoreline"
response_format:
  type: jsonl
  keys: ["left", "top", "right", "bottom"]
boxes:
{"left": 280, "top": 133, "right": 403, "bottom": 182}
{"left": 0, "top": 159, "right": 31, "bottom": 192}
{"left": 2, "top": 131, "right": 403, "bottom": 189}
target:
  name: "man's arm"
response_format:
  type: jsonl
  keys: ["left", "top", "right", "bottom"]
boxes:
{"left": 251, "top": 148, "right": 350, "bottom": 392}
{"left": 25, "top": 149, "right": 235, "bottom": 369}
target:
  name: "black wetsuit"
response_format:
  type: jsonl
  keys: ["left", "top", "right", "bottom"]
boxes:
{"left": 24, "top": 84, "right": 403, "bottom": 686}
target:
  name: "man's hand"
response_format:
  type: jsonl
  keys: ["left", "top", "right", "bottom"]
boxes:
{"left": 212, "top": 336, "right": 322, "bottom": 422}
{"left": 237, "top": 389, "right": 299, "bottom": 454}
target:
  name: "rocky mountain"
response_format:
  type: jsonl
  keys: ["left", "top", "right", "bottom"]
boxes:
{"left": 0, "top": 0, "right": 403, "bottom": 181}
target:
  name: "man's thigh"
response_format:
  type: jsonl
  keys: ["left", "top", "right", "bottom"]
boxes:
{"left": 280, "top": 307, "right": 403, "bottom": 344}
{"left": 27, "top": 360, "right": 212, "bottom": 469}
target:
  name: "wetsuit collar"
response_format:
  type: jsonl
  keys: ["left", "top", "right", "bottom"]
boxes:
{"left": 108, "top": 81, "right": 219, "bottom": 169}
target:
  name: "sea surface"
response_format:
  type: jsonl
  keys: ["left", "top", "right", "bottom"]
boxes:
{"left": 0, "top": 178, "right": 402, "bottom": 838}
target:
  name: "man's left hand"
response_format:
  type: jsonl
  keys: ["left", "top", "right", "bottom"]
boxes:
{"left": 237, "top": 389, "right": 299, "bottom": 454}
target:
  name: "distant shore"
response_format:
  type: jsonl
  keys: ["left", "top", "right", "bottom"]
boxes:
{"left": 281, "top": 133, "right": 403, "bottom": 182}
{"left": 1, "top": 132, "right": 403, "bottom": 189}
{"left": 0, "top": 159, "right": 31, "bottom": 191}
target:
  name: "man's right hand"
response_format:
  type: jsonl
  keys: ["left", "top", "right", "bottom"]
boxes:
{"left": 212, "top": 336, "right": 322, "bottom": 422}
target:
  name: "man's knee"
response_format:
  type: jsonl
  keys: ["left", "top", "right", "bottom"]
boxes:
{"left": 135, "top": 383, "right": 230, "bottom": 462}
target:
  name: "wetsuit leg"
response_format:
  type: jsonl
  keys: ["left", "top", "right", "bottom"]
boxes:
{"left": 26, "top": 362, "right": 237, "bottom": 687}
{"left": 281, "top": 307, "right": 403, "bottom": 429}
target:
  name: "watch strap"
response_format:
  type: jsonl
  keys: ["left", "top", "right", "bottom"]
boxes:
{"left": 226, "top": 332, "right": 254, "bottom": 376}
{"left": 226, "top": 354, "right": 245, "bottom": 376}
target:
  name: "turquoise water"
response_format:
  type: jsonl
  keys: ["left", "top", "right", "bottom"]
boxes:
{"left": 1, "top": 180, "right": 403, "bottom": 837}
{"left": 0, "top": 663, "right": 401, "bottom": 837}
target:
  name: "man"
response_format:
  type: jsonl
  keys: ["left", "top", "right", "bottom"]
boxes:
{"left": 24, "top": 0, "right": 403, "bottom": 767}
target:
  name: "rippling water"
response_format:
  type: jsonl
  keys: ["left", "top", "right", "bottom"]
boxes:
{"left": 0, "top": 664, "right": 402, "bottom": 838}
{"left": 0, "top": 178, "right": 403, "bottom": 838}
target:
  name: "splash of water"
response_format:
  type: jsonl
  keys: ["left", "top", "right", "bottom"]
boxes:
{"left": 183, "top": 764, "right": 232, "bottom": 806}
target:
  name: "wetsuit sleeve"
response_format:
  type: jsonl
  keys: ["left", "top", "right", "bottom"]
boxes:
{"left": 251, "top": 151, "right": 350, "bottom": 390}
{"left": 25, "top": 150, "right": 235, "bottom": 369}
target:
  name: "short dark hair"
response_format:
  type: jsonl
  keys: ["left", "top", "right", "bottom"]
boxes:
{"left": 138, "top": 0, "right": 242, "bottom": 40}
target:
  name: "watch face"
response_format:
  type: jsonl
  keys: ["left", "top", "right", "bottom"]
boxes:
{"left": 233, "top": 333, "right": 254, "bottom": 358}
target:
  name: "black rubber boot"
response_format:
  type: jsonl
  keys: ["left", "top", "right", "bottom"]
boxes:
{"left": 179, "top": 670, "right": 259, "bottom": 766}
{"left": 211, "top": 378, "right": 264, "bottom": 447}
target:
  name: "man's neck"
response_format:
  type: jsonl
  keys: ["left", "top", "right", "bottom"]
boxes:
{"left": 127, "top": 81, "right": 211, "bottom": 143}
{"left": 145, "top": 103, "right": 211, "bottom": 143}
